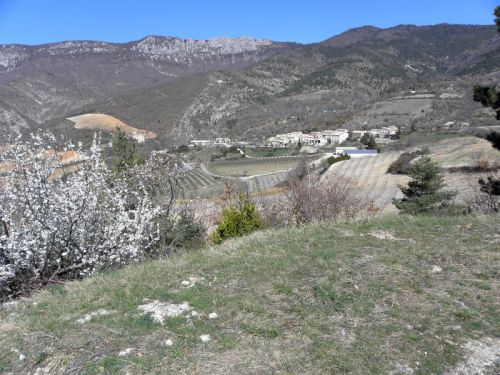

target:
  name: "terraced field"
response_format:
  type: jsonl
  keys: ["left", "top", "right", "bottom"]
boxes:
{"left": 323, "top": 152, "right": 409, "bottom": 211}
{"left": 245, "top": 170, "right": 290, "bottom": 193}
{"left": 177, "top": 168, "right": 219, "bottom": 190}
{"left": 428, "top": 136, "right": 500, "bottom": 168}
{"left": 207, "top": 156, "right": 314, "bottom": 177}
{"left": 174, "top": 168, "right": 230, "bottom": 199}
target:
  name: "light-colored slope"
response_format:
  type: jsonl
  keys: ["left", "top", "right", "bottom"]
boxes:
{"left": 67, "top": 114, "right": 156, "bottom": 141}
{"left": 428, "top": 136, "right": 500, "bottom": 168}
{"left": 323, "top": 152, "right": 410, "bottom": 211}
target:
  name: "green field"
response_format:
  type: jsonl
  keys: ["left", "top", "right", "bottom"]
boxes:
{"left": 244, "top": 147, "right": 297, "bottom": 158}
{"left": 208, "top": 156, "right": 313, "bottom": 177}
{"left": 1, "top": 215, "right": 498, "bottom": 374}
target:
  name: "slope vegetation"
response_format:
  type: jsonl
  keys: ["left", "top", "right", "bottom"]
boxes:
{"left": 1, "top": 215, "right": 498, "bottom": 374}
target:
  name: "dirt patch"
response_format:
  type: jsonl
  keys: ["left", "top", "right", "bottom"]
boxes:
{"left": 76, "top": 309, "right": 114, "bottom": 324}
{"left": 445, "top": 337, "right": 500, "bottom": 375}
{"left": 137, "top": 301, "right": 192, "bottom": 324}
{"left": 67, "top": 113, "right": 156, "bottom": 141}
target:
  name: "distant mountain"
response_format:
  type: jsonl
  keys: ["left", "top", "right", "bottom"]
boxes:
{"left": 0, "top": 25, "right": 499, "bottom": 145}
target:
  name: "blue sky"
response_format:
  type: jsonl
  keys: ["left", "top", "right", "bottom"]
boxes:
{"left": 0, "top": 0, "right": 497, "bottom": 45}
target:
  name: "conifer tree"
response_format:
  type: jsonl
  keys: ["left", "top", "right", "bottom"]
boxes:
{"left": 393, "top": 157, "right": 455, "bottom": 214}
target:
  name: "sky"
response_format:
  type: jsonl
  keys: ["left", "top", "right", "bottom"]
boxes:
{"left": 0, "top": 0, "right": 497, "bottom": 45}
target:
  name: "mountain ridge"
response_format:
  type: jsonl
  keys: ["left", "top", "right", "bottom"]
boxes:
{"left": 0, "top": 23, "right": 499, "bottom": 145}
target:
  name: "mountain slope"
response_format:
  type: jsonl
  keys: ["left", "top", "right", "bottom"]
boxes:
{"left": 0, "top": 36, "right": 292, "bottom": 136}
{"left": 1, "top": 214, "right": 499, "bottom": 374}
{"left": 0, "top": 25, "right": 499, "bottom": 144}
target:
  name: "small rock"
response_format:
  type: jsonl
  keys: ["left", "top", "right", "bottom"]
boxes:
{"left": 431, "top": 265, "right": 442, "bottom": 273}
{"left": 19, "top": 354, "right": 25, "bottom": 361}
{"left": 200, "top": 334, "right": 211, "bottom": 343}
{"left": 164, "top": 339, "right": 173, "bottom": 347}
{"left": 208, "top": 312, "right": 218, "bottom": 319}
{"left": 118, "top": 348, "right": 134, "bottom": 356}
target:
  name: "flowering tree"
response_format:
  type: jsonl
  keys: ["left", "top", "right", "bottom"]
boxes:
{"left": 0, "top": 132, "right": 174, "bottom": 300}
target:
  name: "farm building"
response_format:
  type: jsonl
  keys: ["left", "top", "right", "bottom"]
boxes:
{"left": 190, "top": 140, "right": 213, "bottom": 147}
{"left": 302, "top": 134, "right": 328, "bottom": 147}
{"left": 335, "top": 146, "right": 358, "bottom": 155}
{"left": 266, "top": 129, "right": 349, "bottom": 148}
{"left": 342, "top": 149, "right": 378, "bottom": 158}
{"left": 215, "top": 137, "right": 231, "bottom": 146}
{"left": 319, "top": 129, "right": 349, "bottom": 144}
{"left": 267, "top": 132, "right": 303, "bottom": 147}
{"left": 382, "top": 126, "right": 399, "bottom": 137}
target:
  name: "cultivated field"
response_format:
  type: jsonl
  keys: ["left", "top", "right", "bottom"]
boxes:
{"left": 428, "top": 136, "right": 500, "bottom": 168}
{"left": 323, "top": 152, "right": 410, "bottom": 211}
{"left": 67, "top": 114, "right": 156, "bottom": 140}
{"left": 174, "top": 168, "right": 228, "bottom": 199}
{"left": 207, "top": 156, "right": 313, "bottom": 177}
{"left": 354, "top": 95, "right": 434, "bottom": 127}
{"left": 245, "top": 169, "right": 290, "bottom": 193}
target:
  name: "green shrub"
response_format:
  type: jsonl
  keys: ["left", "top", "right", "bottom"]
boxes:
{"left": 387, "top": 151, "right": 421, "bottom": 174}
{"left": 327, "top": 154, "right": 350, "bottom": 165}
{"left": 211, "top": 194, "right": 265, "bottom": 244}
{"left": 167, "top": 210, "right": 206, "bottom": 249}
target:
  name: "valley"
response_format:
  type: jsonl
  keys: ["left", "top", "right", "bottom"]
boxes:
{"left": 0, "top": 14, "right": 499, "bottom": 374}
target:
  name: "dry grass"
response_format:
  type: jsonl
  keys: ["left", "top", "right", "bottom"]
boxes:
{"left": 428, "top": 137, "right": 500, "bottom": 169}
{"left": 67, "top": 114, "right": 156, "bottom": 140}
{"left": 323, "top": 152, "right": 410, "bottom": 212}
{"left": 0, "top": 214, "right": 498, "bottom": 374}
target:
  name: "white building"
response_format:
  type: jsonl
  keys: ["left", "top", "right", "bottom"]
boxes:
{"left": 321, "top": 129, "right": 349, "bottom": 144}
{"left": 266, "top": 129, "right": 348, "bottom": 148}
{"left": 301, "top": 134, "right": 328, "bottom": 147}
{"left": 190, "top": 140, "right": 213, "bottom": 147}
{"left": 334, "top": 146, "right": 358, "bottom": 155}
{"left": 343, "top": 149, "right": 378, "bottom": 158}
{"left": 215, "top": 137, "right": 231, "bottom": 146}
{"left": 267, "top": 132, "right": 303, "bottom": 148}
{"left": 380, "top": 126, "right": 398, "bottom": 137}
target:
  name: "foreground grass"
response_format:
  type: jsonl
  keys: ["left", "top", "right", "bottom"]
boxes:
{"left": 1, "top": 215, "right": 499, "bottom": 374}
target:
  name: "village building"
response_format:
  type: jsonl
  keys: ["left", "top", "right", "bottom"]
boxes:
{"left": 214, "top": 137, "right": 231, "bottom": 146}
{"left": 190, "top": 140, "right": 213, "bottom": 147}
{"left": 334, "top": 146, "right": 358, "bottom": 155}
{"left": 379, "top": 126, "right": 398, "bottom": 137}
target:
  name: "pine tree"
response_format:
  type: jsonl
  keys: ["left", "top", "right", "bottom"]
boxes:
{"left": 113, "top": 127, "right": 144, "bottom": 173}
{"left": 360, "top": 133, "right": 377, "bottom": 149}
{"left": 393, "top": 157, "right": 455, "bottom": 214}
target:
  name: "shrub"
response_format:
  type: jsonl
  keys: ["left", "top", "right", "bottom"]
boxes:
{"left": 393, "top": 157, "right": 456, "bottom": 214}
{"left": 163, "top": 208, "right": 206, "bottom": 250}
{"left": 387, "top": 151, "right": 421, "bottom": 175}
{"left": 471, "top": 173, "right": 500, "bottom": 213}
{"left": 113, "top": 127, "right": 144, "bottom": 173}
{"left": 360, "top": 133, "right": 377, "bottom": 149}
{"left": 0, "top": 132, "right": 179, "bottom": 300}
{"left": 211, "top": 194, "right": 265, "bottom": 244}
{"left": 262, "top": 174, "right": 367, "bottom": 227}
{"left": 327, "top": 154, "right": 350, "bottom": 165}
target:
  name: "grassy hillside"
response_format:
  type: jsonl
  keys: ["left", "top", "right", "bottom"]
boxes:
{"left": 1, "top": 215, "right": 499, "bottom": 374}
